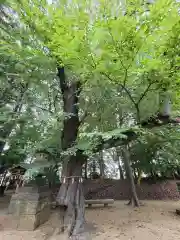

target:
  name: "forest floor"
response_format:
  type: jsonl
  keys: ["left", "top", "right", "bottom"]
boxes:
{"left": 0, "top": 196, "right": 180, "bottom": 239}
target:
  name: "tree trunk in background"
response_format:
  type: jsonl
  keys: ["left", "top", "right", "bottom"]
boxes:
{"left": 99, "top": 151, "right": 105, "bottom": 178}
{"left": 116, "top": 148, "right": 124, "bottom": 180}
{"left": 137, "top": 169, "right": 142, "bottom": 186}
{"left": 159, "top": 91, "right": 171, "bottom": 117}
{"left": 122, "top": 146, "right": 140, "bottom": 207}
{"left": 118, "top": 158, "right": 124, "bottom": 180}
{"left": 56, "top": 67, "right": 88, "bottom": 239}
{"left": 92, "top": 157, "right": 96, "bottom": 173}
{"left": 84, "top": 160, "right": 88, "bottom": 180}
{"left": 0, "top": 186, "right": 5, "bottom": 197}
{"left": 133, "top": 169, "right": 138, "bottom": 183}
{"left": 150, "top": 170, "right": 156, "bottom": 182}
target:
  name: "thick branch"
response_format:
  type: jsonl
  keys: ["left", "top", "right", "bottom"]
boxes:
{"left": 141, "top": 90, "right": 180, "bottom": 127}
{"left": 91, "top": 115, "right": 180, "bottom": 154}
{"left": 57, "top": 66, "right": 81, "bottom": 150}
{"left": 102, "top": 72, "right": 137, "bottom": 107}
{"left": 141, "top": 114, "right": 180, "bottom": 128}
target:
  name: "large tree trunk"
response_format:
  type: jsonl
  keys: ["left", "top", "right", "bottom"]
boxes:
{"left": 56, "top": 66, "right": 88, "bottom": 239}
{"left": 56, "top": 152, "right": 87, "bottom": 238}
{"left": 122, "top": 146, "right": 140, "bottom": 207}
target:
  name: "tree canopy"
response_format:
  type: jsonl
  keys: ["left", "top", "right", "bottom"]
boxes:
{"left": 0, "top": 0, "right": 180, "bottom": 172}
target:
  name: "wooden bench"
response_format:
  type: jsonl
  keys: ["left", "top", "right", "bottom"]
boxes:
{"left": 51, "top": 199, "right": 114, "bottom": 209}
{"left": 85, "top": 199, "right": 114, "bottom": 207}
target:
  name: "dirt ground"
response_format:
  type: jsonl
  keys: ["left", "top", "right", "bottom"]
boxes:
{"left": 0, "top": 198, "right": 180, "bottom": 240}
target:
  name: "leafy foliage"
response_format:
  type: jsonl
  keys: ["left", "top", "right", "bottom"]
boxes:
{"left": 130, "top": 127, "right": 180, "bottom": 178}
{"left": 0, "top": 0, "right": 180, "bottom": 180}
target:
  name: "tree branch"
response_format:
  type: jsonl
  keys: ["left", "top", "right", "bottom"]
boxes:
{"left": 136, "top": 82, "right": 152, "bottom": 105}
{"left": 34, "top": 104, "right": 54, "bottom": 114}
{"left": 141, "top": 114, "right": 180, "bottom": 128}
{"left": 13, "top": 81, "right": 29, "bottom": 113}
{"left": 102, "top": 72, "right": 137, "bottom": 107}
{"left": 53, "top": 91, "right": 59, "bottom": 113}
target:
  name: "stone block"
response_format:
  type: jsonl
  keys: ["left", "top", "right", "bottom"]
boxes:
{"left": 8, "top": 184, "right": 51, "bottom": 231}
{"left": 3, "top": 216, "right": 19, "bottom": 230}
{"left": 18, "top": 214, "right": 37, "bottom": 231}
{"left": 36, "top": 205, "right": 51, "bottom": 226}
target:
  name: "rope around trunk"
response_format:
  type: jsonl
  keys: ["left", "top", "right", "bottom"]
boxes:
{"left": 61, "top": 176, "right": 83, "bottom": 183}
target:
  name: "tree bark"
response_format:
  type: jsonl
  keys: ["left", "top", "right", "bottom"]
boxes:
{"left": 56, "top": 66, "right": 88, "bottom": 239}
{"left": 56, "top": 152, "right": 87, "bottom": 238}
{"left": 122, "top": 146, "right": 140, "bottom": 207}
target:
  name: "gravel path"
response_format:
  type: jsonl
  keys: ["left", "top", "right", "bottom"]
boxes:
{"left": 0, "top": 200, "right": 180, "bottom": 239}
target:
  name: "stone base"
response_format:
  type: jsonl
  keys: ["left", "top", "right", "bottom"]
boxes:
{"left": 8, "top": 185, "right": 51, "bottom": 230}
